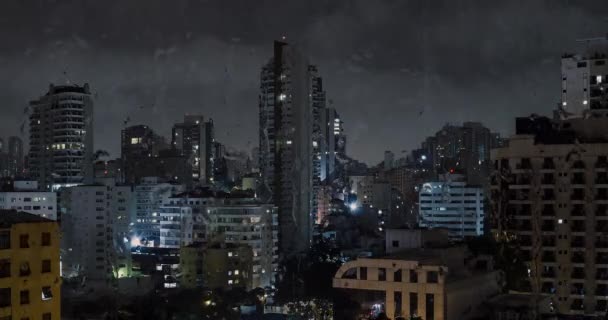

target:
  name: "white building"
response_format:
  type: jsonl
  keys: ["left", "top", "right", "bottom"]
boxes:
{"left": 29, "top": 83, "right": 94, "bottom": 191}
{"left": 561, "top": 51, "right": 608, "bottom": 118}
{"left": 60, "top": 178, "right": 134, "bottom": 283}
{"left": 206, "top": 200, "right": 278, "bottom": 288}
{"left": 0, "top": 180, "right": 57, "bottom": 220}
{"left": 418, "top": 175, "right": 484, "bottom": 240}
{"left": 158, "top": 190, "right": 279, "bottom": 288}
{"left": 133, "top": 177, "right": 185, "bottom": 246}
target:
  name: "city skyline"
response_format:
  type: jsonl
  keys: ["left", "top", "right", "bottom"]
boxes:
{"left": 1, "top": 1, "right": 607, "bottom": 164}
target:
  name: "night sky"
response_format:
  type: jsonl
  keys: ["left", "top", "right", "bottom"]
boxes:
{"left": 0, "top": 1, "right": 607, "bottom": 164}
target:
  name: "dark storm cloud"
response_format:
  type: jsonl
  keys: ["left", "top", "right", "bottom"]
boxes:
{"left": 0, "top": 0, "right": 607, "bottom": 163}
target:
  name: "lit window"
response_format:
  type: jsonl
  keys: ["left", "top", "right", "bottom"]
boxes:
{"left": 598, "top": 75, "right": 603, "bottom": 84}
{"left": 558, "top": 219, "right": 564, "bottom": 224}
{"left": 286, "top": 140, "right": 292, "bottom": 145}
{"left": 228, "top": 252, "right": 233, "bottom": 257}
{"left": 228, "top": 280, "right": 233, "bottom": 285}
{"left": 278, "top": 93, "right": 286, "bottom": 101}
{"left": 131, "top": 137, "right": 142, "bottom": 144}
{"left": 234, "top": 270, "right": 239, "bottom": 275}
{"left": 228, "top": 271, "right": 232, "bottom": 276}
{"left": 583, "top": 100, "right": 588, "bottom": 105}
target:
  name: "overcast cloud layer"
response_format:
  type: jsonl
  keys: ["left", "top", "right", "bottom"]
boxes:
{"left": 0, "top": 0, "right": 607, "bottom": 164}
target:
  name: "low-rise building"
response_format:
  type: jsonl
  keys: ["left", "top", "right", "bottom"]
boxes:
{"left": 333, "top": 245, "right": 502, "bottom": 320}
{"left": 385, "top": 228, "right": 449, "bottom": 254}
{"left": 0, "top": 210, "right": 61, "bottom": 320}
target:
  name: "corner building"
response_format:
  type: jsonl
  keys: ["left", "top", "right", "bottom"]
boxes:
{"left": 0, "top": 210, "right": 61, "bottom": 320}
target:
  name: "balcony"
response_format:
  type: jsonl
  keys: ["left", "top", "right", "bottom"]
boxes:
{"left": 572, "top": 238, "right": 585, "bottom": 248}
{"left": 571, "top": 207, "right": 585, "bottom": 217}
{"left": 597, "top": 269, "right": 608, "bottom": 281}
{"left": 542, "top": 175, "right": 555, "bottom": 185}
{"left": 572, "top": 222, "right": 586, "bottom": 232}
{"left": 597, "top": 176, "right": 608, "bottom": 185}
{"left": 541, "top": 268, "right": 556, "bottom": 278}
{"left": 597, "top": 157, "right": 608, "bottom": 169}
{"left": 597, "top": 190, "right": 608, "bottom": 200}
{"left": 543, "top": 159, "right": 555, "bottom": 170}
{"left": 571, "top": 270, "right": 586, "bottom": 279}
{"left": 542, "top": 190, "right": 555, "bottom": 201}
{"left": 542, "top": 252, "right": 556, "bottom": 262}
{"left": 597, "top": 207, "right": 608, "bottom": 219}
{"left": 597, "top": 253, "right": 608, "bottom": 265}
{"left": 571, "top": 300, "right": 584, "bottom": 311}
{"left": 597, "top": 241, "right": 608, "bottom": 249}
{"left": 571, "top": 190, "right": 585, "bottom": 201}
{"left": 572, "top": 176, "right": 586, "bottom": 185}
{"left": 572, "top": 252, "right": 586, "bottom": 264}
{"left": 541, "top": 222, "right": 555, "bottom": 232}
{"left": 572, "top": 161, "right": 586, "bottom": 170}
{"left": 542, "top": 237, "right": 556, "bottom": 247}
{"left": 597, "top": 286, "right": 608, "bottom": 296}
{"left": 571, "top": 284, "right": 585, "bottom": 295}
{"left": 542, "top": 206, "right": 555, "bottom": 216}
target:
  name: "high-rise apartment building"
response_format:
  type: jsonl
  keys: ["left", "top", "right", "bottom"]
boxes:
{"left": 29, "top": 84, "right": 94, "bottom": 191}
{"left": 133, "top": 177, "right": 185, "bottom": 247}
{"left": 560, "top": 51, "right": 608, "bottom": 118}
{"left": 0, "top": 210, "right": 61, "bottom": 320}
{"left": 121, "top": 125, "right": 168, "bottom": 184}
{"left": 172, "top": 115, "right": 215, "bottom": 186}
{"left": 259, "top": 41, "right": 326, "bottom": 254}
{"left": 419, "top": 174, "right": 485, "bottom": 240}
{"left": 492, "top": 115, "right": 608, "bottom": 316}
{"left": 60, "top": 179, "right": 133, "bottom": 284}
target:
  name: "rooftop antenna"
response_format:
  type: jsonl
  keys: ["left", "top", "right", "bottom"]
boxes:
{"left": 62, "top": 70, "right": 71, "bottom": 85}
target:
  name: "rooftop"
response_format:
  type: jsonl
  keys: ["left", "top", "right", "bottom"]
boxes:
{"left": 0, "top": 210, "right": 54, "bottom": 228}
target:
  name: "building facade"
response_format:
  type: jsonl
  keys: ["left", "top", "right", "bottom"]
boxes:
{"left": 121, "top": 125, "right": 168, "bottom": 185}
{"left": 259, "top": 41, "right": 326, "bottom": 254}
{"left": 0, "top": 190, "right": 56, "bottom": 221}
{"left": 418, "top": 175, "right": 485, "bottom": 240}
{"left": 60, "top": 179, "right": 133, "bottom": 283}
{"left": 159, "top": 191, "right": 278, "bottom": 288}
{"left": 172, "top": 115, "right": 215, "bottom": 186}
{"left": 29, "top": 84, "right": 94, "bottom": 191}
{"left": 133, "top": 177, "right": 185, "bottom": 247}
{"left": 560, "top": 52, "right": 608, "bottom": 118}
{"left": 333, "top": 247, "right": 501, "bottom": 320}
{"left": 0, "top": 210, "right": 61, "bottom": 320}
{"left": 491, "top": 115, "right": 608, "bottom": 316}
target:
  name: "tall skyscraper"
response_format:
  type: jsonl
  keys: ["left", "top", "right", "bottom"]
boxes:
{"left": 560, "top": 51, "right": 608, "bottom": 118}
{"left": 7, "top": 136, "right": 24, "bottom": 178}
{"left": 121, "top": 125, "right": 168, "bottom": 184}
{"left": 172, "top": 115, "right": 215, "bottom": 185}
{"left": 29, "top": 84, "right": 94, "bottom": 191}
{"left": 259, "top": 41, "right": 325, "bottom": 254}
